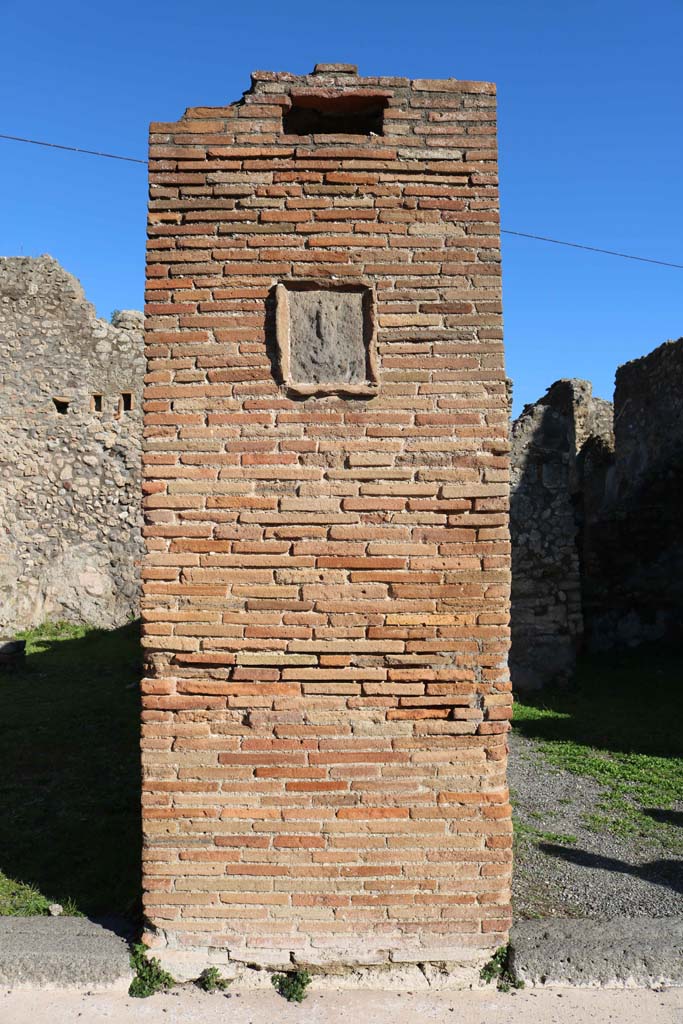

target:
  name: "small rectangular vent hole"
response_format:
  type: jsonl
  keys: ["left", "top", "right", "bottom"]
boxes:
{"left": 92, "top": 394, "right": 103, "bottom": 413}
{"left": 53, "top": 398, "right": 69, "bottom": 415}
{"left": 283, "top": 93, "right": 388, "bottom": 136}
{"left": 119, "top": 392, "right": 133, "bottom": 415}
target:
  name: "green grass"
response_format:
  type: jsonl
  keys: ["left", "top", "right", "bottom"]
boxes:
{"left": 0, "top": 875, "right": 53, "bottom": 915}
{"left": 513, "top": 646, "right": 683, "bottom": 850}
{"left": 0, "top": 620, "right": 142, "bottom": 917}
{"left": 0, "top": 874, "right": 82, "bottom": 917}
{"left": 512, "top": 818, "right": 577, "bottom": 848}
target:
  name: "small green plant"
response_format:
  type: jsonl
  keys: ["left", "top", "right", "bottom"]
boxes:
{"left": 197, "top": 966, "right": 231, "bottom": 992}
{"left": 480, "top": 946, "right": 524, "bottom": 992}
{"left": 129, "top": 944, "right": 175, "bottom": 998}
{"left": 58, "top": 897, "right": 84, "bottom": 916}
{"left": 271, "top": 969, "right": 312, "bottom": 1002}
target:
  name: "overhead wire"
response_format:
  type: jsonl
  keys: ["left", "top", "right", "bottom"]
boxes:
{"left": 500, "top": 230, "right": 683, "bottom": 270}
{"left": 1, "top": 131, "right": 681, "bottom": 269}
{"left": 0, "top": 133, "right": 147, "bottom": 164}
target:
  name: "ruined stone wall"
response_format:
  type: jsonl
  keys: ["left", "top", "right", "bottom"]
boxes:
{"left": 140, "top": 64, "right": 512, "bottom": 981}
{"left": 510, "top": 337, "right": 683, "bottom": 684}
{"left": 509, "top": 380, "right": 612, "bottom": 689}
{"left": 583, "top": 337, "right": 683, "bottom": 648}
{"left": 0, "top": 256, "right": 144, "bottom": 631}
{"left": 612, "top": 338, "right": 683, "bottom": 500}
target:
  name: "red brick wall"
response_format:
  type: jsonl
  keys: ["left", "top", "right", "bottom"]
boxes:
{"left": 141, "top": 64, "right": 511, "bottom": 980}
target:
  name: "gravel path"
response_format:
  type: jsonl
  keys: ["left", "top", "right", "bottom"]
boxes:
{"left": 509, "top": 731, "right": 683, "bottom": 919}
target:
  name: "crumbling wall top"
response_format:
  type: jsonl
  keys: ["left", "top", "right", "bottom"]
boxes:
{"left": 161, "top": 66, "right": 496, "bottom": 135}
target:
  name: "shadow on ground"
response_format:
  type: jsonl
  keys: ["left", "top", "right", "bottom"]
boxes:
{"left": 513, "top": 645, "right": 683, "bottom": 759}
{"left": 0, "top": 622, "right": 142, "bottom": 917}
{"left": 644, "top": 808, "right": 683, "bottom": 828}
{"left": 539, "top": 843, "right": 683, "bottom": 896}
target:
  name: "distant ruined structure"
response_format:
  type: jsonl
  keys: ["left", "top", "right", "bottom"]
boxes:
{"left": 509, "top": 380, "right": 612, "bottom": 690}
{"left": 584, "top": 339, "right": 683, "bottom": 650}
{"left": 510, "top": 337, "right": 683, "bottom": 689}
{"left": 0, "top": 256, "right": 144, "bottom": 631}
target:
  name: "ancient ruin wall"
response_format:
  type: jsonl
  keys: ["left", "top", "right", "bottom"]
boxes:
{"left": 509, "top": 379, "right": 613, "bottom": 689}
{"left": 583, "top": 337, "right": 683, "bottom": 648}
{"left": 0, "top": 256, "right": 144, "bottom": 631}
{"left": 613, "top": 338, "right": 683, "bottom": 501}
{"left": 140, "top": 65, "right": 511, "bottom": 980}
{"left": 510, "top": 338, "right": 683, "bottom": 681}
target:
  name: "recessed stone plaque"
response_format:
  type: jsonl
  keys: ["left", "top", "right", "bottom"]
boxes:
{"left": 275, "top": 282, "right": 378, "bottom": 397}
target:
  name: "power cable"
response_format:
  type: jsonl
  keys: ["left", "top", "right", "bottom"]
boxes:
{"left": 0, "top": 133, "right": 146, "bottom": 165}
{"left": 501, "top": 229, "right": 683, "bottom": 270}
{"left": 1, "top": 131, "right": 682, "bottom": 268}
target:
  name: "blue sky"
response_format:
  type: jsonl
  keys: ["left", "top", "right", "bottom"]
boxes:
{"left": 1, "top": 0, "right": 681, "bottom": 413}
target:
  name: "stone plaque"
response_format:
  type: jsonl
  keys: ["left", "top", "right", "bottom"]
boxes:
{"left": 275, "top": 282, "right": 378, "bottom": 397}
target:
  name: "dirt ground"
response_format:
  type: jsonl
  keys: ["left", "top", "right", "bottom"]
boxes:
{"left": 1, "top": 987, "right": 682, "bottom": 1024}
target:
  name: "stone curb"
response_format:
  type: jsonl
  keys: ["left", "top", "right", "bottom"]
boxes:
{"left": 510, "top": 917, "right": 683, "bottom": 988}
{"left": 0, "top": 918, "right": 132, "bottom": 991}
{"left": 4, "top": 915, "right": 682, "bottom": 993}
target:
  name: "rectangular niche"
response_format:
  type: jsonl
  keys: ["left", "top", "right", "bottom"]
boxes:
{"left": 282, "top": 93, "right": 388, "bottom": 136}
{"left": 275, "top": 281, "right": 378, "bottom": 398}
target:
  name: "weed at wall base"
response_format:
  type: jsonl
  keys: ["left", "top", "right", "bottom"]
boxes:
{"left": 480, "top": 946, "right": 524, "bottom": 993}
{"left": 196, "top": 966, "right": 231, "bottom": 993}
{"left": 128, "top": 944, "right": 175, "bottom": 998}
{"left": 271, "top": 969, "right": 312, "bottom": 1002}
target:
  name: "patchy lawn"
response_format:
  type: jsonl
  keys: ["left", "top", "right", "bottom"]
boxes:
{"left": 513, "top": 646, "right": 683, "bottom": 848}
{"left": 511, "top": 645, "right": 683, "bottom": 918}
{"left": 0, "top": 621, "right": 142, "bottom": 917}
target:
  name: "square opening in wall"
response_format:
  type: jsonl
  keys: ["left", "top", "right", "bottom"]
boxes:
{"left": 283, "top": 92, "right": 388, "bottom": 135}
{"left": 91, "top": 394, "right": 103, "bottom": 413}
{"left": 275, "top": 282, "right": 378, "bottom": 398}
{"left": 53, "top": 398, "right": 69, "bottom": 415}
{"left": 118, "top": 392, "right": 133, "bottom": 416}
